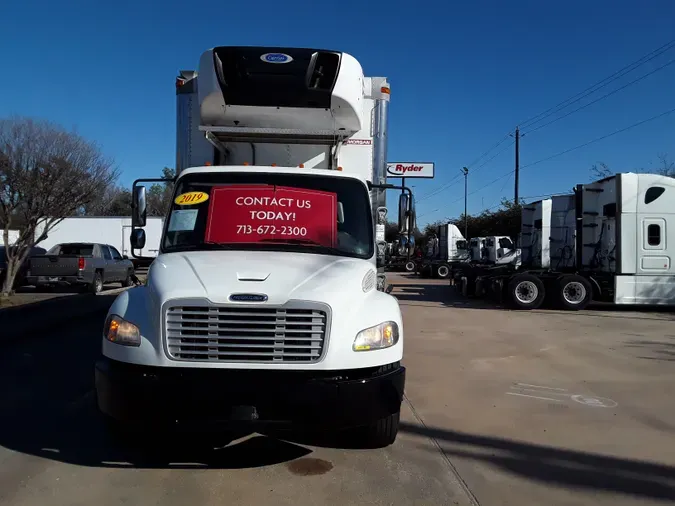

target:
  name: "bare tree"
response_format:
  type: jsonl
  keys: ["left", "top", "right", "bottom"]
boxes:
{"left": 0, "top": 116, "right": 118, "bottom": 296}
{"left": 657, "top": 153, "right": 674, "bottom": 177}
{"left": 590, "top": 162, "right": 613, "bottom": 180}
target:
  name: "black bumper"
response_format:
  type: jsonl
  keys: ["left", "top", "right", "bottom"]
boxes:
{"left": 95, "top": 357, "right": 405, "bottom": 430}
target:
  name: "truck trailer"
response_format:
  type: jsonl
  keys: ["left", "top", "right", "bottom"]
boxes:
{"left": 457, "top": 172, "right": 675, "bottom": 310}
{"left": 95, "top": 46, "right": 414, "bottom": 447}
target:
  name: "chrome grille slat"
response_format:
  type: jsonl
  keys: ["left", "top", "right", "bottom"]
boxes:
{"left": 165, "top": 303, "right": 328, "bottom": 363}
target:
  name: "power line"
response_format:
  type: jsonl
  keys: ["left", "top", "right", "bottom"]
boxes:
{"left": 465, "top": 133, "right": 512, "bottom": 169}
{"left": 521, "top": 106, "right": 675, "bottom": 169}
{"left": 518, "top": 38, "right": 675, "bottom": 130}
{"left": 458, "top": 37, "right": 675, "bottom": 176}
{"left": 522, "top": 58, "right": 675, "bottom": 136}
{"left": 416, "top": 140, "right": 514, "bottom": 204}
{"left": 437, "top": 105, "right": 675, "bottom": 207}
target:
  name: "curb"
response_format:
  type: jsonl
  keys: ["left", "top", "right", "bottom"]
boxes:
{"left": 0, "top": 288, "right": 127, "bottom": 344}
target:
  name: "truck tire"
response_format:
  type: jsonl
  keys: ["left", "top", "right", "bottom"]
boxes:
{"left": 123, "top": 270, "right": 135, "bottom": 287}
{"left": 554, "top": 274, "right": 592, "bottom": 311}
{"left": 90, "top": 272, "right": 103, "bottom": 294}
{"left": 356, "top": 411, "right": 400, "bottom": 448}
{"left": 405, "top": 261, "right": 416, "bottom": 272}
{"left": 506, "top": 273, "right": 545, "bottom": 310}
{"left": 436, "top": 264, "right": 450, "bottom": 279}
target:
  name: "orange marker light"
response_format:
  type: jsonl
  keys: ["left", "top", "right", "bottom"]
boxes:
{"left": 271, "top": 163, "right": 277, "bottom": 167}
{"left": 337, "top": 166, "right": 343, "bottom": 171}
{"left": 299, "top": 164, "right": 305, "bottom": 168}
{"left": 243, "top": 162, "right": 249, "bottom": 166}
{"left": 381, "top": 86, "right": 390, "bottom": 94}
{"left": 205, "top": 161, "right": 212, "bottom": 166}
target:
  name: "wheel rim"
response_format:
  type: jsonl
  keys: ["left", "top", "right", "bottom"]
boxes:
{"left": 515, "top": 280, "right": 538, "bottom": 304}
{"left": 563, "top": 281, "right": 586, "bottom": 304}
{"left": 405, "top": 262, "right": 415, "bottom": 271}
{"left": 438, "top": 266, "right": 449, "bottom": 277}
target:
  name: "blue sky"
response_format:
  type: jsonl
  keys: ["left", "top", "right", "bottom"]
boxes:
{"left": 2, "top": 0, "right": 674, "bottom": 226}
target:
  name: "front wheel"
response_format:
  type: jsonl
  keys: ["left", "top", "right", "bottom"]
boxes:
{"left": 506, "top": 273, "right": 545, "bottom": 310}
{"left": 405, "top": 261, "right": 416, "bottom": 272}
{"left": 436, "top": 264, "right": 450, "bottom": 279}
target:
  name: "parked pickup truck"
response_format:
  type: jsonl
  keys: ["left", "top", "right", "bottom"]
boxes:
{"left": 27, "top": 243, "right": 135, "bottom": 293}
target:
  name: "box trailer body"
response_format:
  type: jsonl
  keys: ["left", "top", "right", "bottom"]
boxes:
{"left": 34, "top": 217, "right": 163, "bottom": 261}
{"left": 96, "top": 46, "right": 411, "bottom": 448}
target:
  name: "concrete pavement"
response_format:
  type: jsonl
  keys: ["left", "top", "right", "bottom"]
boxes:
{"left": 0, "top": 292, "right": 473, "bottom": 506}
{"left": 2, "top": 275, "right": 674, "bottom": 505}
{"left": 394, "top": 274, "right": 675, "bottom": 505}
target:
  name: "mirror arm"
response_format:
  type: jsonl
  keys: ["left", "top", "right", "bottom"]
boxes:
{"left": 131, "top": 177, "right": 175, "bottom": 262}
{"left": 372, "top": 183, "right": 416, "bottom": 259}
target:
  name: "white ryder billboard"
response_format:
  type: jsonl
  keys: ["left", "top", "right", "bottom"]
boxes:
{"left": 386, "top": 162, "right": 435, "bottom": 179}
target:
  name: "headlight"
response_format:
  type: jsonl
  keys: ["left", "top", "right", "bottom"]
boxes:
{"left": 104, "top": 314, "right": 141, "bottom": 347}
{"left": 353, "top": 321, "right": 399, "bottom": 351}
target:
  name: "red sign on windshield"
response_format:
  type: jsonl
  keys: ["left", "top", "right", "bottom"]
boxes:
{"left": 204, "top": 185, "right": 337, "bottom": 247}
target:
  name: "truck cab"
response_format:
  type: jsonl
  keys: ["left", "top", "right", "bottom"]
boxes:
{"left": 95, "top": 46, "right": 415, "bottom": 447}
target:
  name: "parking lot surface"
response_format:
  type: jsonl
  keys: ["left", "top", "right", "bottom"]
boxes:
{"left": 395, "top": 274, "right": 675, "bottom": 505}
{"left": 1, "top": 274, "right": 673, "bottom": 505}
{"left": 0, "top": 291, "right": 472, "bottom": 506}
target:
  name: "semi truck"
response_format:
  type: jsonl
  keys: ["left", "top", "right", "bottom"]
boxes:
{"left": 456, "top": 172, "right": 675, "bottom": 310}
{"left": 95, "top": 46, "right": 414, "bottom": 447}
{"left": 415, "top": 223, "right": 469, "bottom": 278}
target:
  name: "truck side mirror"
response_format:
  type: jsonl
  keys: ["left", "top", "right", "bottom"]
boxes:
{"left": 132, "top": 186, "right": 147, "bottom": 228}
{"left": 397, "top": 193, "right": 417, "bottom": 234}
{"left": 130, "top": 228, "right": 146, "bottom": 250}
{"left": 398, "top": 194, "right": 409, "bottom": 233}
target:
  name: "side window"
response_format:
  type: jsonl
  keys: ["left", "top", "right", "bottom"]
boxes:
{"left": 647, "top": 224, "right": 661, "bottom": 246}
{"left": 102, "top": 246, "right": 112, "bottom": 260}
{"left": 110, "top": 247, "right": 123, "bottom": 260}
{"left": 645, "top": 186, "right": 665, "bottom": 205}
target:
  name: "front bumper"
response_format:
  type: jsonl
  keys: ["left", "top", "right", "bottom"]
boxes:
{"left": 95, "top": 357, "right": 405, "bottom": 430}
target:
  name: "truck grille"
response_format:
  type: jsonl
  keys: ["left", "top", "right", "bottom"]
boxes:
{"left": 165, "top": 304, "right": 328, "bottom": 363}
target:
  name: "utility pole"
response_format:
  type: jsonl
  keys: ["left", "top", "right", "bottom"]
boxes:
{"left": 514, "top": 126, "right": 520, "bottom": 205}
{"left": 461, "top": 166, "right": 469, "bottom": 238}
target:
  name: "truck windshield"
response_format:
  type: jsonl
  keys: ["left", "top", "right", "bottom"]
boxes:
{"left": 162, "top": 172, "right": 374, "bottom": 259}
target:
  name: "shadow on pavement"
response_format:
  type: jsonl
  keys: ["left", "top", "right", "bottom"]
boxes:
{"left": 391, "top": 280, "right": 675, "bottom": 321}
{"left": 400, "top": 421, "right": 675, "bottom": 501}
{"left": 0, "top": 294, "right": 314, "bottom": 470}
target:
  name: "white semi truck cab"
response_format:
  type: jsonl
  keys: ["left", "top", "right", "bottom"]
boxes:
{"left": 95, "top": 46, "right": 415, "bottom": 447}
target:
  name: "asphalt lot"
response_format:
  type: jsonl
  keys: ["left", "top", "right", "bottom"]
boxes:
{"left": 1, "top": 274, "right": 674, "bottom": 505}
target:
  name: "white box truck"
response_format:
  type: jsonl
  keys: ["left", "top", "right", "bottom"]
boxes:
{"left": 95, "top": 46, "right": 415, "bottom": 447}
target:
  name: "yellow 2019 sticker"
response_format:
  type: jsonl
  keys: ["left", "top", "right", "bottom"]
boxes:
{"left": 175, "top": 191, "right": 209, "bottom": 206}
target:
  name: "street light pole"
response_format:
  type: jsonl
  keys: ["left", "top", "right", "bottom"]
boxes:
{"left": 461, "top": 167, "right": 469, "bottom": 238}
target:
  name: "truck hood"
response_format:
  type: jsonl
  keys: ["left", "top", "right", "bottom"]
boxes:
{"left": 147, "top": 250, "right": 375, "bottom": 305}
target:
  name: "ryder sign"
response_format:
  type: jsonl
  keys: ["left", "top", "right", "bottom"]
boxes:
{"left": 386, "top": 162, "right": 435, "bottom": 179}
{"left": 205, "top": 185, "right": 337, "bottom": 247}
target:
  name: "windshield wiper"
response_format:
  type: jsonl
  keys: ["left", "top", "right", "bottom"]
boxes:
{"left": 258, "top": 238, "right": 344, "bottom": 254}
